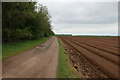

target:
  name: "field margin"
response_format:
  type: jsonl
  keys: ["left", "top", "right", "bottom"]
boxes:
{"left": 57, "top": 37, "right": 81, "bottom": 78}
{"left": 2, "top": 37, "right": 51, "bottom": 60}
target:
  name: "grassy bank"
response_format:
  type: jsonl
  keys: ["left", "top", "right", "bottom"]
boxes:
{"left": 2, "top": 37, "right": 50, "bottom": 60}
{"left": 57, "top": 37, "right": 80, "bottom": 78}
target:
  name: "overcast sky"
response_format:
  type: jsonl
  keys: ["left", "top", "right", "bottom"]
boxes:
{"left": 35, "top": 0, "right": 118, "bottom": 35}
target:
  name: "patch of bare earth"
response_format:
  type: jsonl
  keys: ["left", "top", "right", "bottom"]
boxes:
{"left": 60, "top": 36, "right": 119, "bottom": 78}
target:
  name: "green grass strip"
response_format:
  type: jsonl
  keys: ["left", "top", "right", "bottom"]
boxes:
{"left": 2, "top": 37, "right": 50, "bottom": 60}
{"left": 57, "top": 37, "right": 81, "bottom": 78}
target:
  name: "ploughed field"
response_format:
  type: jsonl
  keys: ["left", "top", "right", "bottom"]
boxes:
{"left": 59, "top": 36, "right": 119, "bottom": 78}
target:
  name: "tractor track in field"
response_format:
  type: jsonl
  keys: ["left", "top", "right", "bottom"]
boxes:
{"left": 2, "top": 37, "right": 59, "bottom": 78}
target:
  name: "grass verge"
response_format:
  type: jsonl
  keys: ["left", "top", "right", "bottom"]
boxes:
{"left": 2, "top": 37, "right": 50, "bottom": 60}
{"left": 57, "top": 37, "right": 81, "bottom": 78}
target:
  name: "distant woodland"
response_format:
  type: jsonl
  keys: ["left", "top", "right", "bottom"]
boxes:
{"left": 2, "top": 2, "right": 54, "bottom": 43}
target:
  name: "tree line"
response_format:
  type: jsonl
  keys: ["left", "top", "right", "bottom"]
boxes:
{"left": 2, "top": 2, "right": 54, "bottom": 43}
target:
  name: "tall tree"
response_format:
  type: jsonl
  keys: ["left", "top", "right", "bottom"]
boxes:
{"left": 2, "top": 2, "right": 54, "bottom": 43}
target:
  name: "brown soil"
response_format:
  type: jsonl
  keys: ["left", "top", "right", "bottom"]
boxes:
{"left": 2, "top": 37, "right": 59, "bottom": 78}
{"left": 59, "top": 36, "right": 119, "bottom": 78}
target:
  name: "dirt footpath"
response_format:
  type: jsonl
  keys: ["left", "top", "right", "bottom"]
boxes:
{"left": 2, "top": 37, "right": 59, "bottom": 78}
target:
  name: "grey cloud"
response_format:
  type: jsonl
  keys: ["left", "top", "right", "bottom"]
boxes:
{"left": 50, "top": 2, "right": 117, "bottom": 24}
{"left": 37, "top": 1, "right": 118, "bottom": 35}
